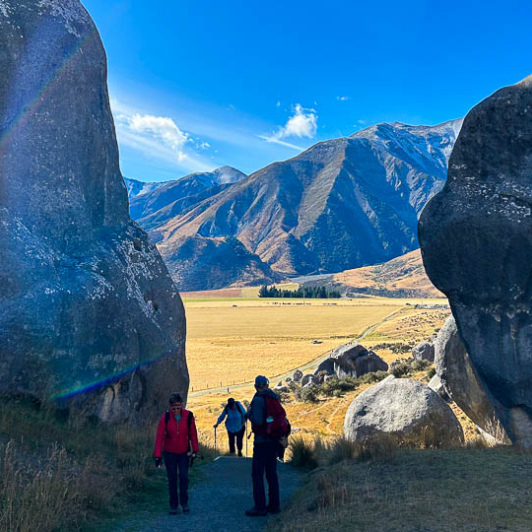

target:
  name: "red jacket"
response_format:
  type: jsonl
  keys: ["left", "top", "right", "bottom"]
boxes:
{"left": 154, "top": 409, "right": 199, "bottom": 457}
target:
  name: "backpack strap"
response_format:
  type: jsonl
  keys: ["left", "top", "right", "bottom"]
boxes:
{"left": 164, "top": 411, "right": 170, "bottom": 436}
{"left": 165, "top": 410, "right": 194, "bottom": 435}
{"left": 236, "top": 402, "right": 246, "bottom": 423}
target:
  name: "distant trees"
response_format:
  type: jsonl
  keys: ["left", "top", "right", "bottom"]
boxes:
{"left": 258, "top": 285, "right": 341, "bottom": 299}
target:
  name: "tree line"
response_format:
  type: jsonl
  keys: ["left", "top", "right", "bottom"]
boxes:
{"left": 258, "top": 285, "right": 342, "bottom": 299}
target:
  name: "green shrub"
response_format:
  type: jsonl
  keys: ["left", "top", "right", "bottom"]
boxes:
{"left": 390, "top": 358, "right": 432, "bottom": 378}
{"left": 300, "top": 386, "right": 319, "bottom": 403}
{"left": 313, "top": 371, "right": 388, "bottom": 399}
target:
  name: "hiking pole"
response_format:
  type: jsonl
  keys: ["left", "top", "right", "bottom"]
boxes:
{"left": 214, "top": 425, "right": 217, "bottom": 455}
{"left": 245, "top": 422, "right": 248, "bottom": 457}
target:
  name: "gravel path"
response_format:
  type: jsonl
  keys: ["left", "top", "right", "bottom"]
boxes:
{"left": 115, "top": 456, "right": 303, "bottom": 531}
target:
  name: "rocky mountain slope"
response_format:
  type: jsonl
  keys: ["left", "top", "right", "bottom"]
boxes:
{"left": 128, "top": 120, "right": 462, "bottom": 290}
{"left": 333, "top": 249, "right": 443, "bottom": 298}
{"left": 125, "top": 166, "right": 246, "bottom": 227}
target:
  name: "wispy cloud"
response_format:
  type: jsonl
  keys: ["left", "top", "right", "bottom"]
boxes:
{"left": 260, "top": 104, "right": 318, "bottom": 151}
{"left": 256, "top": 135, "right": 305, "bottom": 151}
{"left": 111, "top": 99, "right": 212, "bottom": 173}
{"left": 336, "top": 95, "right": 350, "bottom": 102}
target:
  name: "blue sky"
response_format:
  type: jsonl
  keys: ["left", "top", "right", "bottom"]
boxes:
{"left": 83, "top": 0, "right": 532, "bottom": 182}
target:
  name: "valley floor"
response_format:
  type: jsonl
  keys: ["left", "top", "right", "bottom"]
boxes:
{"left": 185, "top": 295, "right": 452, "bottom": 451}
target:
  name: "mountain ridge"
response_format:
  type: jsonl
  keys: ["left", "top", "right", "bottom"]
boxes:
{"left": 127, "top": 120, "right": 462, "bottom": 290}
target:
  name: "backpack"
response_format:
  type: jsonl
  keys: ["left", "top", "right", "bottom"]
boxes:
{"left": 165, "top": 409, "right": 194, "bottom": 435}
{"left": 254, "top": 395, "right": 289, "bottom": 439}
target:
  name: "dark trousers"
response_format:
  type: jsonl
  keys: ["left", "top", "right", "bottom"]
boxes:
{"left": 228, "top": 426, "right": 245, "bottom": 454}
{"left": 164, "top": 451, "right": 189, "bottom": 509}
{"left": 252, "top": 440, "right": 280, "bottom": 511}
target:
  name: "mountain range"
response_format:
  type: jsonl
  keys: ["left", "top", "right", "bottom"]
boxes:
{"left": 126, "top": 119, "right": 462, "bottom": 291}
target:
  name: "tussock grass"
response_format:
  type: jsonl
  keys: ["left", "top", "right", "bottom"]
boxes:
{"left": 1, "top": 440, "right": 92, "bottom": 531}
{"left": 273, "top": 448, "right": 532, "bottom": 531}
{"left": 0, "top": 397, "right": 215, "bottom": 531}
{"left": 288, "top": 433, "right": 398, "bottom": 470}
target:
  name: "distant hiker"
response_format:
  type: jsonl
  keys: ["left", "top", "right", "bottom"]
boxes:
{"left": 213, "top": 397, "right": 247, "bottom": 456}
{"left": 154, "top": 393, "right": 199, "bottom": 515}
{"left": 245, "top": 375, "right": 290, "bottom": 517}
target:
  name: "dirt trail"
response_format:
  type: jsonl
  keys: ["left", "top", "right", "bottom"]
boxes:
{"left": 115, "top": 456, "right": 302, "bottom": 532}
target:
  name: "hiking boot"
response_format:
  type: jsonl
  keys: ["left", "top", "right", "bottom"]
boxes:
{"left": 245, "top": 507, "right": 267, "bottom": 517}
{"left": 182, "top": 505, "right": 190, "bottom": 514}
{"left": 267, "top": 506, "right": 281, "bottom": 514}
{"left": 168, "top": 508, "right": 178, "bottom": 515}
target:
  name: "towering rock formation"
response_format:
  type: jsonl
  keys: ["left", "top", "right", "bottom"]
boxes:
{"left": 419, "top": 76, "right": 532, "bottom": 446}
{"left": 0, "top": 0, "right": 187, "bottom": 422}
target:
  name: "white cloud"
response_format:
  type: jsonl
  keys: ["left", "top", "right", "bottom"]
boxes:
{"left": 280, "top": 104, "right": 318, "bottom": 139}
{"left": 259, "top": 103, "right": 318, "bottom": 151}
{"left": 276, "top": 100, "right": 281, "bottom": 108}
{"left": 336, "top": 95, "right": 350, "bottom": 102}
{"left": 111, "top": 99, "right": 212, "bottom": 173}
{"left": 116, "top": 112, "right": 189, "bottom": 161}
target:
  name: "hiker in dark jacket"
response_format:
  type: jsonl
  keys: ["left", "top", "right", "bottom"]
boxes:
{"left": 213, "top": 397, "right": 247, "bottom": 456}
{"left": 154, "top": 393, "right": 199, "bottom": 515}
{"left": 245, "top": 375, "right": 282, "bottom": 517}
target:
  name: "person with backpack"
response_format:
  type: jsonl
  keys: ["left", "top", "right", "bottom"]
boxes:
{"left": 245, "top": 375, "right": 289, "bottom": 517}
{"left": 154, "top": 393, "right": 199, "bottom": 515}
{"left": 213, "top": 397, "right": 247, "bottom": 456}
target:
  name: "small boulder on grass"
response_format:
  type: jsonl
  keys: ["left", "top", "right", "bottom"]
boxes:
{"left": 412, "top": 341, "right": 435, "bottom": 362}
{"left": 428, "top": 374, "right": 450, "bottom": 401}
{"left": 293, "top": 370, "right": 303, "bottom": 382}
{"left": 344, "top": 375, "right": 464, "bottom": 448}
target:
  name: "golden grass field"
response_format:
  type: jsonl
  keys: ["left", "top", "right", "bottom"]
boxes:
{"left": 182, "top": 293, "right": 465, "bottom": 453}
{"left": 186, "top": 298, "right": 399, "bottom": 391}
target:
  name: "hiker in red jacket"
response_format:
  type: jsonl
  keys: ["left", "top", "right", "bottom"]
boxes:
{"left": 154, "top": 393, "right": 199, "bottom": 515}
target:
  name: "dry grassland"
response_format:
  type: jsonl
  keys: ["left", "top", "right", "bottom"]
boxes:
{"left": 184, "top": 295, "right": 464, "bottom": 452}
{"left": 184, "top": 299, "right": 405, "bottom": 391}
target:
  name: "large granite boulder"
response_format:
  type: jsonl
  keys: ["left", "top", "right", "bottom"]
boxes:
{"left": 419, "top": 75, "right": 532, "bottom": 446}
{"left": 344, "top": 375, "right": 464, "bottom": 447}
{"left": 316, "top": 343, "right": 388, "bottom": 379}
{"left": 412, "top": 341, "right": 435, "bottom": 362}
{"left": 435, "top": 317, "right": 510, "bottom": 444}
{"left": 0, "top": 1, "right": 187, "bottom": 422}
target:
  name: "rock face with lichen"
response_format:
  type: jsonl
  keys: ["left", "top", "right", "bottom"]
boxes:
{"left": 434, "top": 317, "right": 510, "bottom": 444}
{"left": 344, "top": 375, "right": 464, "bottom": 447}
{"left": 419, "top": 75, "right": 532, "bottom": 446}
{"left": 0, "top": 0, "right": 187, "bottom": 422}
